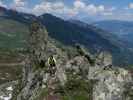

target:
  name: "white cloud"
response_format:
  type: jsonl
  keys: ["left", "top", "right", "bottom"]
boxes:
{"left": 0, "top": 0, "right": 132, "bottom": 21}
{"left": 73, "top": 1, "right": 112, "bottom": 16}
{"left": 0, "top": 1, "right": 2, "bottom": 5}
{"left": 123, "top": 3, "right": 133, "bottom": 10}
{"left": 14, "top": 0, "right": 25, "bottom": 7}
{"left": 74, "top": 1, "right": 85, "bottom": 9}
{"left": 53, "top": 2, "right": 64, "bottom": 9}
{"left": 73, "top": 1, "right": 106, "bottom": 15}
{"left": 98, "top": 5, "right": 105, "bottom": 12}
{"left": 0, "top": 0, "right": 117, "bottom": 20}
{"left": 32, "top": 2, "right": 65, "bottom": 15}
{"left": 86, "top": 4, "right": 97, "bottom": 14}
{"left": 33, "top": 2, "right": 52, "bottom": 14}
{"left": 85, "top": 4, "right": 106, "bottom": 15}
{"left": 129, "top": 3, "right": 133, "bottom": 9}
{"left": 32, "top": 0, "right": 113, "bottom": 17}
{"left": 32, "top": 1, "right": 77, "bottom": 17}
{"left": 64, "top": 7, "right": 78, "bottom": 17}
{"left": 0, "top": 0, "right": 7, "bottom": 7}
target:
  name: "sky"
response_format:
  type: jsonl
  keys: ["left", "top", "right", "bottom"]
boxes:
{"left": 0, "top": 0, "right": 133, "bottom": 22}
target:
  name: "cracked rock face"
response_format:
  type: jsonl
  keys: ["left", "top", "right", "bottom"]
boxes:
{"left": 13, "top": 21, "right": 133, "bottom": 100}
{"left": 92, "top": 68, "right": 132, "bottom": 100}
{"left": 15, "top": 21, "right": 49, "bottom": 100}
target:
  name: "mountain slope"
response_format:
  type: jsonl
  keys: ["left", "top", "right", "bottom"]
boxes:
{"left": 39, "top": 14, "right": 119, "bottom": 53}
{"left": 69, "top": 19, "right": 125, "bottom": 48}
{"left": 0, "top": 12, "right": 118, "bottom": 53}
{"left": 0, "top": 17, "right": 28, "bottom": 50}
{"left": 93, "top": 20, "right": 133, "bottom": 49}
{"left": 13, "top": 21, "right": 133, "bottom": 100}
{"left": 0, "top": 6, "right": 133, "bottom": 66}
{"left": 93, "top": 20, "right": 133, "bottom": 35}
{"left": 68, "top": 19, "right": 133, "bottom": 66}
{"left": 0, "top": 6, "right": 36, "bottom": 24}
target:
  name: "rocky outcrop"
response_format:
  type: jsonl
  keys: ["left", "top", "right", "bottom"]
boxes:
{"left": 89, "top": 65, "right": 132, "bottom": 100}
{"left": 12, "top": 21, "right": 133, "bottom": 100}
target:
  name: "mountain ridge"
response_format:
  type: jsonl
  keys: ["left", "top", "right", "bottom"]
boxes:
{"left": 93, "top": 20, "right": 133, "bottom": 35}
{"left": 0, "top": 6, "right": 133, "bottom": 66}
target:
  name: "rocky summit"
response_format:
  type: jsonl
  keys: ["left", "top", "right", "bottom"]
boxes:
{"left": 11, "top": 21, "right": 133, "bottom": 100}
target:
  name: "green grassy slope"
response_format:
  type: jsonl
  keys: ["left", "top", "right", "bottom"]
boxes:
{"left": 0, "top": 17, "right": 28, "bottom": 50}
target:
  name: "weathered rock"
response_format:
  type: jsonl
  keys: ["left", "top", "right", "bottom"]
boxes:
{"left": 13, "top": 21, "right": 133, "bottom": 100}
{"left": 15, "top": 20, "right": 49, "bottom": 100}
{"left": 89, "top": 66, "right": 132, "bottom": 100}
{"left": 96, "top": 51, "right": 112, "bottom": 66}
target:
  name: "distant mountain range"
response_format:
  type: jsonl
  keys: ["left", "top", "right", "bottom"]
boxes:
{"left": 93, "top": 20, "right": 133, "bottom": 35}
{"left": 0, "top": 6, "right": 133, "bottom": 66}
{"left": 93, "top": 20, "right": 133, "bottom": 47}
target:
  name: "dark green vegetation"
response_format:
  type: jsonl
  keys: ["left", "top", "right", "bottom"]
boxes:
{"left": 39, "top": 14, "right": 118, "bottom": 53}
{"left": 0, "top": 6, "right": 133, "bottom": 67}
{"left": 123, "top": 82, "right": 133, "bottom": 100}
{"left": 70, "top": 19, "right": 133, "bottom": 66}
{"left": 52, "top": 68, "right": 98, "bottom": 100}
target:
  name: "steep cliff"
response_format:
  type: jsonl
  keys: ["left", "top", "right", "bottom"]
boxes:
{"left": 12, "top": 21, "right": 133, "bottom": 100}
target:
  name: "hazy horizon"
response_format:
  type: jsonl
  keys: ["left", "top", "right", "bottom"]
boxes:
{"left": 0, "top": 0, "right": 133, "bottom": 22}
